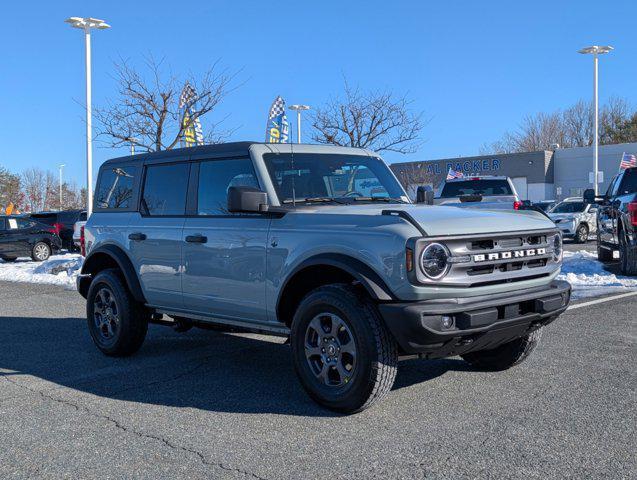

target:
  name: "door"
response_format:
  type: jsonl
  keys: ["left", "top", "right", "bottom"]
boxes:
{"left": 511, "top": 177, "right": 528, "bottom": 200}
{"left": 599, "top": 173, "right": 620, "bottom": 245}
{"left": 127, "top": 162, "right": 190, "bottom": 309}
{"left": 2, "top": 217, "right": 31, "bottom": 257}
{"left": 0, "top": 218, "right": 9, "bottom": 255}
{"left": 182, "top": 157, "right": 270, "bottom": 322}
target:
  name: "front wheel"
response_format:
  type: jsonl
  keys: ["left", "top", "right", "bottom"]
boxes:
{"left": 461, "top": 329, "right": 542, "bottom": 371}
{"left": 575, "top": 224, "right": 589, "bottom": 244}
{"left": 87, "top": 269, "right": 149, "bottom": 356}
{"left": 31, "top": 242, "right": 51, "bottom": 262}
{"left": 291, "top": 284, "right": 397, "bottom": 414}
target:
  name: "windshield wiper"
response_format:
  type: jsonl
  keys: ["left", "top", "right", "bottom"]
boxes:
{"left": 351, "top": 196, "right": 408, "bottom": 203}
{"left": 282, "top": 197, "right": 348, "bottom": 205}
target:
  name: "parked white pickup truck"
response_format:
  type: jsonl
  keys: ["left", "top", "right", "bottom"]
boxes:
{"left": 434, "top": 176, "right": 522, "bottom": 210}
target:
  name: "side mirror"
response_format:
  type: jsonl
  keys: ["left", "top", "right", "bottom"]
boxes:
{"left": 583, "top": 188, "right": 596, "bottom": 204}
{"left": 522, "top": 200, "right": 532, "bottom": 207}
{"left": 227, "top": 186, "right": 269, "bottom": 213}
{"left": 416, "top": 185, "right": 434, "bottom": 205}
{"left": 589, "top": 207, "right": 598, "bottom": 214}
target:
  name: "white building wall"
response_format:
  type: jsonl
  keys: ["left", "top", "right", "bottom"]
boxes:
{"left": 553, "top": 142, "right": 637, "bottom": 200}
{"left": 527, "top": 183, "right": 554, "bottom": 202}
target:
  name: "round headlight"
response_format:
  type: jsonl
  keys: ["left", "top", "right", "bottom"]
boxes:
{"left": 420, "top": 243, "right": 450, "bottom": 279}
{"left": 553, "top": 234, "right": 562, "bottom": 262}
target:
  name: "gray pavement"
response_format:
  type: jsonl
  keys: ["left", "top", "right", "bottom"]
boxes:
{"left": 0, "top": 281, "right": 635, "bottom": 479}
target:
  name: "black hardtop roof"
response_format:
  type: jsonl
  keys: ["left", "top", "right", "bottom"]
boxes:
{"left": 101, "top": 141, "right": 260, "bottom": 167}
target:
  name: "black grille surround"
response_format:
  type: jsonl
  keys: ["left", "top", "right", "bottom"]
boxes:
{"left": 409, "top": 228, "right": 561, "bottom": 288}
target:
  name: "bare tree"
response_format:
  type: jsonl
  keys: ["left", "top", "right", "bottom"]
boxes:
{"left": 0, "top": 166, "right": 22, "bottom": 211}
{"left": 312, "top": 81, "right": 424, "bottom": 154}
{"left": 392, "top": 162, "right": 435, "bottom": 200}
{"left": 95, "top": 57, "right": 237, "bottom": 152}
{"left": 21, "top": 168, "right": 47, "bottom": 212}
{"left": 483, "top": 97, "right": 636, "bottom": 154}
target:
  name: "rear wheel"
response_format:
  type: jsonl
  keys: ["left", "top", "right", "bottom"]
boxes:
{"left": 575, "top": 224, "right": 589, "bottom": 243}
{"left": 31, "top": 242, "right": 51, "bottom": 262}
{"left": 87, "top": 269, "right": 149, "bottom": 356}
{"left": 291, "top": 284, "right": 397, "bottom": 413}
{"left": 619, "top": 231, "right": 637, "bottom": 275}
{"left": 461, "top": 329, "right": 542, "bottom": 371}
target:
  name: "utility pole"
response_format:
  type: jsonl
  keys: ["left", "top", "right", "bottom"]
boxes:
{"left": 289, "top": 105, "right": 311, "bottom": 143}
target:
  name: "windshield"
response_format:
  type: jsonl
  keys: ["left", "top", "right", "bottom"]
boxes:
{"left": 263, "top": 153, "right": 407, "bottom": 204}
{"left": 549, "top": 201, "right": 586, "bottom": 213}
{"left": 440, "top": 179, "right": 513, "bottom": 198}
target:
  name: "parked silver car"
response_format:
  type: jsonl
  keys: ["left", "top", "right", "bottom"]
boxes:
{"left": 434, "top": 175, "right": 522, "bottom": 210}
{"left": 548, "top": 197, "right": 598, "bottom": 243}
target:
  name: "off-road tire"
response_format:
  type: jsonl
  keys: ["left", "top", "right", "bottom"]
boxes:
{"left": 575, "top": 224, "right": 589, "bottom": 244}
{"left": 290, "top": 284, "right": 398, "bottom": 413}
{"left": 619, "top": 231, "right": 637, "bottom": 276}
{"left": 461, "top": 328, "right": 543, "bottom": 371}
{"left": 87, "top": 269, "right": 149, "bottom": 356}
{"left": 31, "top": 241, "right": 51, "bottom": 262}
{"left": 597, "top": 232, "right": 613, "bottom": 262}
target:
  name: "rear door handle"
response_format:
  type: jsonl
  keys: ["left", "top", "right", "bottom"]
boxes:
{"left": 186, "top": 234, "right": 207, "bottom": 244}
{"left": 128, "top": 232, "right": 147, "bottom": 241}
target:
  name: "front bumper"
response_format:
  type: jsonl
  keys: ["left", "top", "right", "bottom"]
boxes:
{"left": 378, "top": 280, "right": 571, "bottom": 356}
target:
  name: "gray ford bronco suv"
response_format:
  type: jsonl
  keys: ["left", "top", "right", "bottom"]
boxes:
{"left": 78, "top": 142, "right": 570, "bottom": 413}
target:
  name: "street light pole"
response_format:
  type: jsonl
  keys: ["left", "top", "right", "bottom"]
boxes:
{"left": 65, "top": 17, "right": 111, "bottom": 216}
{"left": 289, "top": 105, "right": 311, "bottom": 143}
{"left": 578, "top": 45, "right": 613, "bottom": 195}
{"left": 58, "top": 164, "right": 65, "bottom": 209}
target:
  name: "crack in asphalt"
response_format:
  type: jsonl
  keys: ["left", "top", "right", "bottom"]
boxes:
{"left": 3, "top": 375, "right": 268, "bottom": 480}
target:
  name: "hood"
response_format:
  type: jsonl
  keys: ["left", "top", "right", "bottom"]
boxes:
{"left": 293, "top": 204, "right": 557, "bottom": 236}
{"left": 548, "top": 213, "right": 577, "bottom": 221}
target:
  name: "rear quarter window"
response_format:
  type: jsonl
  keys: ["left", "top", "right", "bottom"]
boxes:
{"left": 618, "top": 169, "right": 637, "bottom": 195}
{"left": 95, "top": 165, "right": 138, "bottom": 210}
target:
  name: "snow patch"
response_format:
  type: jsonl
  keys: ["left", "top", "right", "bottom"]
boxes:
{"left": 558, "top": 250, "right": 637, "bottom": 299}
{"left": 0, "top": 253, "right": 83, "bottom": 288}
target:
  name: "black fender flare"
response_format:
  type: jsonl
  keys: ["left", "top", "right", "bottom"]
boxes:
{"left": 80, "top": 244, "right": 145, "bottom": 303}
{"left": 276, "top": 253, "right": 395, "bottom": 315}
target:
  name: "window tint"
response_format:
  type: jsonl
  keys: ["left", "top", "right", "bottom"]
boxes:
{"left": 618, "top": 169, "right": 637, "bottom": 195}
{"left": 95, "top": 166, "right": 138, "bottom": 209}
{"left": 606, "top": 175, "right": 619, "bottom": 197}
{"left": 142, "top": 163, "right": 189, "bottom": 216}
{"left": 16, "top": 219, "right": 35, "bottom": 229}
{"left": 440, "top": 180, "right": 512, "bottom": 198}
{"left": 197, "top": 158, "right": 259, "bottom": 215}
{"left": 549, "top": 201, "right": 585, "bottom": 214}
{"left": 30, "top": 213, "right": 57, "bottom": 225}
{"left": 0, "top": 218, "right": 5, "bottom": 230}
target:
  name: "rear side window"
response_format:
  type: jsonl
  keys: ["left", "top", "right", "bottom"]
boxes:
{"left": 0, "top": 218, "right": 5, "bottom": 230}
{"left": 30, "top": 213, "right": 57, "bottom": 225}
{"left": 618, "top": 169, "right": 637, "bottom": 195}
{"left": 440, "top": 180, "right": 513, "bottom": 197}
{"left": 95, "top": 166, "right": 138, "bottom": 209}
{"left": 197, "top": 158, "right": 259, "bottom": 215}
{"left": 142, "top": 163, "right": 190, "bottom": 216}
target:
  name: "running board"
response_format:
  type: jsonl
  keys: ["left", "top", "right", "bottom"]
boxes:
{"left": 152, "top": 308, "right": 290, "bottom": 337}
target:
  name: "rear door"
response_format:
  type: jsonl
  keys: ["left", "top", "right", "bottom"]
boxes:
{"left": 0, "top": 218, "right": 8, "bottom": 255}
{"left": 127, "top": 161, "right": 190, "bottom": 309}
{"left": 181, "top": 156, "right": 270, "bottom": 322}
{"left": 3, "top": 217, "right": 31, "bottom": 256}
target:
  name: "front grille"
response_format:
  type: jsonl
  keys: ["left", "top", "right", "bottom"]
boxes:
{"left": 415, "top": 230, "right": 559, "bottom": 287}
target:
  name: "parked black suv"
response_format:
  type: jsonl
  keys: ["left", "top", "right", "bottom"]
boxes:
{"left": 584, "top": 166, "right": 637, "bottom": 275}
{"left": 0, "top": 216, "right": 62, "bottom": 262}
{"left": 30, "top": 210, "right": 86, "bottom": 251}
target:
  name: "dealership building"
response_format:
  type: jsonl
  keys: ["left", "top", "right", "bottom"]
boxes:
{"left": 390, "top": 142, "right": 637, "bottom": 202}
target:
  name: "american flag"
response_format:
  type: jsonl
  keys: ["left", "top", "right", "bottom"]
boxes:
{"left": 446, "top": 168, "right": 464, "bottom": 180}
{"left": 620, "top": 152, "right": 637, "bottom": 171}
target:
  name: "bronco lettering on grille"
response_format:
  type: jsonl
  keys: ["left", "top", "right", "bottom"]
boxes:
{"left": 473, "top": 248, "right": 546, "bottom": 263}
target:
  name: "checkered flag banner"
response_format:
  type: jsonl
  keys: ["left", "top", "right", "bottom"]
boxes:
{"left": 179, "top": 82, "right": 197, "bottom": 109}
{"left": 179, "top": 82, "right": 204, "bottom": 147}
{"left": 265, "top": 95, "right": 289, "bottom": 143}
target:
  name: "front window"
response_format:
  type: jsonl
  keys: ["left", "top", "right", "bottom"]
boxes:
{"left": 439, "top": 179, "right": 512, "bottom": 198}
{"left": 263, "top": 153, "right": 407, "bottom": 204}
{"left": 549, "top": 201, "right": 586, "bottom": 214}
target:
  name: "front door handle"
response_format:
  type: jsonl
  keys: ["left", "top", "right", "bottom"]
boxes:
{"left": 128, "top": 232, "right": 147, "bottom": 241}
{"left": 186, "top": 234, "right": 208, "bottom": 244}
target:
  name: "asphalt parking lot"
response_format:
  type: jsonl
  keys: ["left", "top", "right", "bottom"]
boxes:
{"left": 0, "top": 280, "right": 635, "bottom": 479}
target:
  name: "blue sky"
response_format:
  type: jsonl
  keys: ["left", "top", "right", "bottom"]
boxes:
{"left": 1, "top": 0, "right": 636, "bottom": 185}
